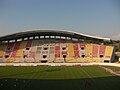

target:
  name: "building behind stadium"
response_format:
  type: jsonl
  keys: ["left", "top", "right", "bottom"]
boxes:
{"left": 0, "top": 29, "right": 114, "bottom": 63}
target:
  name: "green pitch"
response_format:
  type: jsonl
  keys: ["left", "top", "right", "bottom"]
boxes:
{"left": 0, "top": 66, "right": 120, "bottom": 90}
{"left": 104, "top": 66, "right": 120, "bottom": 72}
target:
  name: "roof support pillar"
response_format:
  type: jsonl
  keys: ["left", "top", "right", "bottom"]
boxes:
{"left": 49, "top": 36, "right": 51, "bottom": 39}
{"left": 0, "top": 41, "right": 2, "bottom": 44}
{"left": 65, "top": 36, "right": 67, "bottom": 40}
{"left": 22, "top": 38, "right": 24, "bottom": 41}
{"left": 15, "top": 39, "right": 17, "bottom": 42}
{"left": 8, "top": 40, "right": 10, "bottom": 43}
{"left": 55, "top": 36, "right": 56, "bottom": 39}
{"left": 84, "top": 37, "right": 87, "bottom": 43}
{"left": 60, "top": 36, "right": 61, "bottom": 39}
{"left": 28, "top": 37, "right": 29, "bottom": 40}
{"left": 33, "top": 36, "right": 35, "bottom": 40}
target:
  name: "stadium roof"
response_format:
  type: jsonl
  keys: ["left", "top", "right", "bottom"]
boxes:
{"left": 0, "top": 29, "right": 111, "bottom": 41}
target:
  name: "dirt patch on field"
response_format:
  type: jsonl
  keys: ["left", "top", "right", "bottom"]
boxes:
{"left": 100, "top": 66, "right": 120, "bottom": 76}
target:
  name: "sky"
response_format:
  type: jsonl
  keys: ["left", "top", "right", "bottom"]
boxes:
{"left": 0, "top": 0, "right": 120, "bottom": 40}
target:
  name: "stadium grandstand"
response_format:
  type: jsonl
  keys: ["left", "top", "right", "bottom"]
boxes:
{"left": 0, "top": 29, "right": 114, "bottom": 63}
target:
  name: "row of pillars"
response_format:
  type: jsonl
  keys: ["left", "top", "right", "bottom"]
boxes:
{"left": 0, "top": 35, "right": 103, "bottom": 44}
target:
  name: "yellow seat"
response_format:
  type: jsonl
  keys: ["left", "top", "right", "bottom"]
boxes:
{"left": 105, "top": 46, "right": 114, "bottom": 59}
{"left": 66, "top": 58, "right": 75, "bottom": 62}
{"left": 16, "top": 41, "right": 27, "bottom": 58}
{"left": 14, "top": 60, "right": 20, "bottom": 63}
{"left": 6, "top": 58, "right": 14, "bottom": 62}
{"left": 0, "top": 44, "right": 7, "bottom": 58}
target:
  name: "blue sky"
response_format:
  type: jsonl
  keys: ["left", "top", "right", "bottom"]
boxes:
{"left": 0, "top": 0, "right": 120, "bottom": 40}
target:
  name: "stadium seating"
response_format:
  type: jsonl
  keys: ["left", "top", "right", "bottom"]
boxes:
{"left": 5, "top": 58, "right": 14, "bottom": 62}
{"left": 4, "top": 43, "right": 15, "bottom": 62}
{"left": 67, "top": 41, "right": 74, "bottom": 57}
{"left": 86, "top": 44, "right": 93, "bottom": 62}
{"left": 73, "top": 42, "right": 79, "bottom": 57}
{"left": 55, "top": 50, "right": 60, "bottom": 58}
{"left": 66, "top": 41, "right": 75, "bottom": 62}
{"left": 11, "top": 42, "right": 20, "bottom": 58}
{"left": 105, "top": 46, "right": 113, "bottom": 59}
{"left": 0, "top": 44, "right": 7, "bottom": 58}
{"left": 16, "top": 41, "right": 27, "bottom": 58}
{"left": 35, "top": 46, "right": 42, "bottom": 60}
{"left": 49, "top": 46, "right": 55, "bottom": 62}
{"left": 0, "top": 39, "right": 114, "bottom": 63}
{"left": 92, "top": 44, "right": 99, "bottom": 58}
{"left": 79, "top": 43, "right": 86, "bottom": 57}
{"left": 26, "top": 40, "right": 32, "bottom": 47}
{"left": 99, "top": 45, "right": 106, "bottom": 57}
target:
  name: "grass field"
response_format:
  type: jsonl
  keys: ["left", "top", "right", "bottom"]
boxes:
{"left": 0, "top": 66, "right": 120, "bottom": 90}
{"left": 104, "top": 66, "right": 120, "bottom": 72}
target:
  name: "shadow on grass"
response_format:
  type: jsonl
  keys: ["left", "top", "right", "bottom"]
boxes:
{"left": 0, "top": 68, "right": 62, "bottom": 78}
{"left": 0, "top": 76, "right": 120, "bottom": 90}
{"left": 44, "top": 68, "right": 61, "bottom": 72}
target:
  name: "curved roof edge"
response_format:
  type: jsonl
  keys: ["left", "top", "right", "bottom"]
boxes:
{"left": 0, "top": 29, "right": 111, "bottom": 41}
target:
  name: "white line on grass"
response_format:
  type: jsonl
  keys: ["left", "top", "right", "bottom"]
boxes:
{"left": 80, "top": 67, "right": 95, "bottom": 83}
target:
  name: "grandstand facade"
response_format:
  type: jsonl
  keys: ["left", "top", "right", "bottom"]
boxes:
{"left": 0, "top": 30, "right": 114, "bottom": 63}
